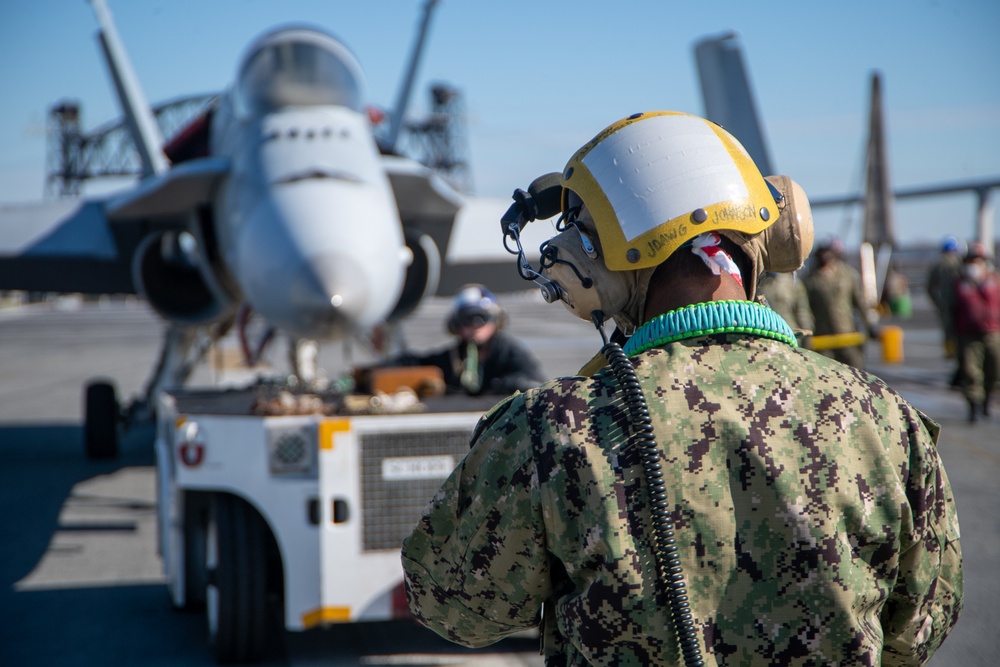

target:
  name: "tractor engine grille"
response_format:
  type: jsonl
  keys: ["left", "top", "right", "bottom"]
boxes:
{"left": 359, "top": 427, "right": 473, "bottom": 551}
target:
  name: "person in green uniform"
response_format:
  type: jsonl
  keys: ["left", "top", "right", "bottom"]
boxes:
{"left": 803, "top": 239, "right": 876, "bottom": 369}
{"left": 759, "top": 270, "right": 814, "bottom": 342}
{"left": 402, "top": 111, "right": 962, "bottom": 666}
{"left": 928, "top": 236, "right": 967, "bottom": 389}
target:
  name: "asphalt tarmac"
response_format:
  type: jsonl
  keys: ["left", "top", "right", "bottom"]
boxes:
{"left": 0, "top": 294, "right": 996, "bottom": 666}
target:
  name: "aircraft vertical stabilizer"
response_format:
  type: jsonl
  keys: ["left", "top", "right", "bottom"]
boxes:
{"left": 862, "top": 72, "right": 896, "bottom": 250}
{"left": 90, "top": 0, "right": 169, "bottom": 177}
{"left": 694, "top": 33, "right": 774, "bottom": 176}
{"left": 385, "top": 0, "right": 440, "bottom": 153}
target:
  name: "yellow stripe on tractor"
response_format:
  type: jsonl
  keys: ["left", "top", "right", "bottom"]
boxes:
{"left": 302, "top": 606, "right": 352, "bottom": 629}
{"left": 808, "top": 332, "right": 867, "bottom": 351}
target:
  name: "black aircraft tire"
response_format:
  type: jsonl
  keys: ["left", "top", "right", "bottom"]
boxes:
{"left": 84, "top": 381, "right": 119, "bottom": 460}
{"left": 207, "top": 494, "right": 270, "bottom": 664}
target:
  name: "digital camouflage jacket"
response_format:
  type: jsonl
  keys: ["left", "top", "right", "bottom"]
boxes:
{"left": 401, "top": 302, "right": 963, "bottom": 666}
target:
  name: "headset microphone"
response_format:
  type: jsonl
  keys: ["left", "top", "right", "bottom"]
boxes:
{"left": 502, "top": 172, "right": 567, "bottom": 301}
{"left": 501, "top": 172, "right": 563, "bottom": 236}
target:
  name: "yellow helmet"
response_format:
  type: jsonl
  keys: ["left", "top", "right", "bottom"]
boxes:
{"left": 560, "top": 111, "right": 779, "bottom": 271}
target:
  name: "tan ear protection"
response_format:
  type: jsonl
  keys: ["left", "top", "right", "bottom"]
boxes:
{"left": 719, "top": 174, "right": 814, "bottom": 299}
{"left": 529, "top": 193, "right": 656, "bottom": 331}
{"left": 538, "top": 222, "right": 631, "bottom": 324}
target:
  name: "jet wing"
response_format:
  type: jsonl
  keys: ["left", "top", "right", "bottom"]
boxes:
{"left": 106, "top": 156, "right": 228, "bottom": 219}
{"left": 382, "top": 154, "right": 464, "bottom": 221}
{"left": 0, "top": 157, "right": 229, "bottom": 295}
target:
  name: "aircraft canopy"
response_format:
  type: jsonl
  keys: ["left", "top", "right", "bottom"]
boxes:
{"left": 234, "top": 28, "right": 364, "bottom": 117}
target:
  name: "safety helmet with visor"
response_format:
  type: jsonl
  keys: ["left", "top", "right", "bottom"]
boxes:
{"left": 446, "top": 284, "right": 505, "bottom": 334}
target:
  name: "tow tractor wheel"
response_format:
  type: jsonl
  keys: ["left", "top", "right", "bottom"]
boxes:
{"left": 206, "top": 494, "right": 280, "bottom": 663}
{"left": 177, "top": 494, "right": 209, "bottom": 611}
{"left": 84, "top": 380, "right": 119, "bottom": 460}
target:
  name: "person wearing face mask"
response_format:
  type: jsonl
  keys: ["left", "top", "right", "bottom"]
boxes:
{"left": 952, "top": 241, "right": 1000, "bottom": 421}
{"left": 401, "top": 111, "right": 962, "bottom": 666}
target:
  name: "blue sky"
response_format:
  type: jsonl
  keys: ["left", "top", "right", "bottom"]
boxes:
{"left": 1, "top": 0, "right": 998, "bottom": 247}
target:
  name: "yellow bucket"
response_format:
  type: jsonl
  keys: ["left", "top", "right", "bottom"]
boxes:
{"left": 880, "top": 325, "right": 904, "bottom": 364}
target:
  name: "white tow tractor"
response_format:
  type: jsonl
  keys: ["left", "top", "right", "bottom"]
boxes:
{"left": 154, "top": 381, "right": 494, "bottom": 663}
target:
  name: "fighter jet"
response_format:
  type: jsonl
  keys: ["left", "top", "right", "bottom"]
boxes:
{"left": 0, "top": 0, "right": 546, "bottom": 458}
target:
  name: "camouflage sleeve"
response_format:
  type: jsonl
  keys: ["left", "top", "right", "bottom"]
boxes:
{"left": 401, "top": 393, "right": 550, "bottom": 648}
{"left": 880, "top": 411, "right": 964, "bottom": 666}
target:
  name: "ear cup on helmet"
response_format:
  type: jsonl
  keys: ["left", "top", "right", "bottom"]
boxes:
{"left": 720, "top": 175, "right": 814, "bottom": 299}
{"left": 759, "top": 175, "right": 814, "bottom": 273}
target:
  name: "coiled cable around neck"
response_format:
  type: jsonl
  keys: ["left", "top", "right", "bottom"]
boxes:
{"left": 595, "top": 312, "right": 705, "bottom": 667}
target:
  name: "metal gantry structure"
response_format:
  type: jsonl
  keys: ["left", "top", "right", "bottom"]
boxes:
{"left": 45, "top": 84, "right": 472, "bottom": 197}
{"left": 45, "top": 94, "right": 217, "bottom": 197}
{"left": 402, "top": 83, "right": 473, "bottom": 194}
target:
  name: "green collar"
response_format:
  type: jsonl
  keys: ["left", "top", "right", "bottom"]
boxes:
{"left": 622, "top": 300, "right": 798, "bottom": 357}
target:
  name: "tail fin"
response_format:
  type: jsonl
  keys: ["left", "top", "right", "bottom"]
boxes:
{"left": 693, "top": 33, "right": 774, "bottom": 176}
{"left": 385, "top": 0, "right": 441, "bottom": 153}
{"left": 90, "top": 0, "right": 169, "bottom": 177}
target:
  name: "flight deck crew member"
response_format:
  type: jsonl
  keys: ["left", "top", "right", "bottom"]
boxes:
{"left": 927, "top": 235, "right": 964, "bottom": 359}
{"left": 803, "top": 238, "right": 876, "bottom": 369}
{"left": 759, "top": 270, "right": 814, "bottom": 336}
{"left": 401, "top": 111, "right": 962, "bottom": 666}
{"left": 369, "top": 284, "right": 544, "bottom": 396}
{"left": 952, "top": 241, "right": 1000, "bottom": 422}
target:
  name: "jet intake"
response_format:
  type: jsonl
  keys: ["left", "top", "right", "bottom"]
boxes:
{"left": 388, "top": 229, "right": 441, "bottom": 322}
{"left": 133, "top": 230, "right": 236, "bottom": 325}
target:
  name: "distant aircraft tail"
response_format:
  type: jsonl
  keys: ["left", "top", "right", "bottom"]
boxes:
{"left": 385, "top": 0, "right": 441, "bottom": 153}
{"left": 90, "top": 0, "right": 169, "bottom": 177}
{"left": 693, "top": 33, "right": 774, "bottom": 176}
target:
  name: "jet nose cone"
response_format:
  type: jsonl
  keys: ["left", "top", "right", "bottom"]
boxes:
{"left": 230, "top": 143, "right": 406, "bottom": 339}
{"left": 282, "top": 251, "right": 372, "bottom": 337}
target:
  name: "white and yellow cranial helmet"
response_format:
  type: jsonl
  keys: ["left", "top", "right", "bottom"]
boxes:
{"left": 559, "top": 111, "right": 779, "bottom": 271}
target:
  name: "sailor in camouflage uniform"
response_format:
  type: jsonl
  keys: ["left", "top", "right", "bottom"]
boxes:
{"left": 401, "top": 111, "right": 962, "bottom": 666}
{"left": 802, "top": 239, "right": 875, "bottom": 370}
